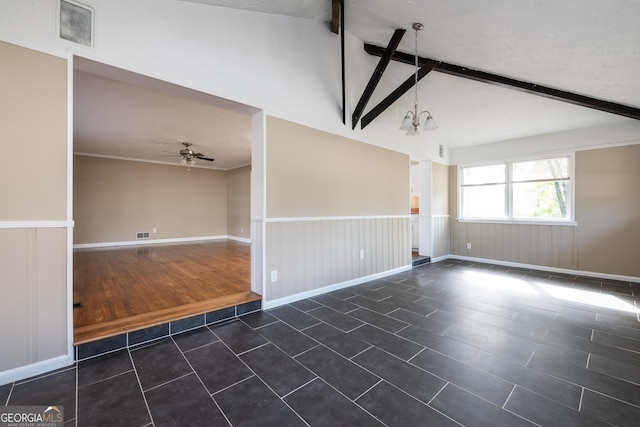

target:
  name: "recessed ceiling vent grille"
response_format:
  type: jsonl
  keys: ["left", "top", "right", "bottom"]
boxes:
{"left": 59, "top": 0, "right": 94, "bottom": 47}
{"left": 136, "top": 232, "right": 150, "bottom": 239}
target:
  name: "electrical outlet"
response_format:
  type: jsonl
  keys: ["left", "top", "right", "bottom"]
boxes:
{"left": 152, "top": 227, "right": 157, "bottom": 233}
{"left": 270, "top": 270, "right": 278, "bottom": 282}
{"left": 241, "top": 227, "right": 244, "bottom": 233}
{"left": 359, "top": 249, "right": 365, "bottom": 259}
{"left": 466, "top": 243, "right": 472, "bottom": 250}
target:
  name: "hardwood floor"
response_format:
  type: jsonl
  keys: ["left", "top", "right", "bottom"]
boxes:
{"left": 73, "top": 240, "right": 257, "bottom": 344}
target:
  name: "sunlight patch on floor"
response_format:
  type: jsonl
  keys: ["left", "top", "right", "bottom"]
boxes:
{"left": 462, "top": 270, "right": 640, "bottom": 314}
{"left": 537, "top": 283, "right": 640, "bottom": 314}
{"left": 462, "top": 271, "right": 539, "bottom": 295}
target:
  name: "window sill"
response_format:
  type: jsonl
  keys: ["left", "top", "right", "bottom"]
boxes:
{"left": 457, "top": 218, "right": 577, "bottom": 226}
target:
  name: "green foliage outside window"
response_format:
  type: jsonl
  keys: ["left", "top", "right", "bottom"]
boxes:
{"left": 461, "top": 157, "right": 570, "bottom": 221}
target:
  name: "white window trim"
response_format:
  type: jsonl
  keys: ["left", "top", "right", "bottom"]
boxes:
{"left": 458, "top": 152, "right": 576, "bottom": 225}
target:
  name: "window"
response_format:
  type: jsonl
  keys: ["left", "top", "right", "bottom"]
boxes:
{"left": 459, "top": 156, "right": 573, "bottom": 223}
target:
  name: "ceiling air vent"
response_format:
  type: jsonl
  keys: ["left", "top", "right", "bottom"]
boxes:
{"left": 136, "top": 232, "right": 150, "bottom": 239}
{"left": 59, "top": 0, "right": 93, "bottom": 47}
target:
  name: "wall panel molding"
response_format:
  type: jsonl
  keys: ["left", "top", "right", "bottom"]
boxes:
{"left": 0, "top": 228, "right": 68, "bottom": 374}
{"left": 451, "top": 222, "right": 577, "bottom": 270}
{"left": 432, "top": 215, "right": 451, "bottom": 258}
{"left": 265, "top": 217, "right": 411, "bottom": 301}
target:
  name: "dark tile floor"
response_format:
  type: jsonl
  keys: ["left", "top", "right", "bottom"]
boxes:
{"left": 2, "top": 259, "right": 640, "bottom": 426}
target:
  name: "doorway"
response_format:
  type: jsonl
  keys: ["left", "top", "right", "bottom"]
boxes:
{"left": 71, "top": 57, "right": 265, "bottom": 344}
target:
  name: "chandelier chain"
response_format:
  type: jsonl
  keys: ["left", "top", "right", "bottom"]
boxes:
{"left": 414, "top": 26, "right": 419, "bottom": 106}
{"left": 399, "top": 22, "right": 437, "bottom": 134}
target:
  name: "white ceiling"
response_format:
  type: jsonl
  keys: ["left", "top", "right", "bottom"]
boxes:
{"left": 74, "top": 58, "right": 258, "bottom": 170}
{"left": 74, "top": 0, "right": 640, "bottom": 168}
{"left": 187, "top": 0, "right": 639, "bottom": 108}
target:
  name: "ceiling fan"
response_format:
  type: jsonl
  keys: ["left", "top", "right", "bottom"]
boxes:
{"left": 172, "top": 142, "right": 214, "bottom": 170}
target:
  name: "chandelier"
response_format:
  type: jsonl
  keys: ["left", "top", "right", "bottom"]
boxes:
{"left": 399, "top": 23, "right": 437, "bottom": 135}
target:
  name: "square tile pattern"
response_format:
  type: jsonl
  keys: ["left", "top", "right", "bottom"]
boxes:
{"left": 2, "top": 260, "right": 640, "bottom": 426}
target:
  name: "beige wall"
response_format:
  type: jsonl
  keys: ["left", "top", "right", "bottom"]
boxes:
{"left": 264, "top": 117, "right": 411, "bottom": 302}
{"left": 266, "top": 117, "right": 408, "bottom": 217}
{"left": 450, "top": 145, "right": 640, "bottom": 277}
{"left": 0, "top": 41, "right": 67, "bottom": 220}
{"left": 576, "top": 145, "right": 640, "bottom": 277}
{"left": 432, "top": 162, "right": 451, "bottom": 258}
{"left": 74, "top": 156, "right": 229, "bottom": 244}
{"left": 432, "top": 162, "right": 449, "bottom": 216}
{"left": 227, "top": 165, "right": 251, "bottom": 239}
{"left": 0, "top": 42, "right": 69, "bottom": 377}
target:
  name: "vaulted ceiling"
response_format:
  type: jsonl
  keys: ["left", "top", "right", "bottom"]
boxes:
{"left": 74, "top": 0, "right": 640, "bottom": 168}
{"left": 185, "top": 0, "right": 640, "bottom": 142}
{"left": 188, "top": 0, "right": 639, "bottom": 107}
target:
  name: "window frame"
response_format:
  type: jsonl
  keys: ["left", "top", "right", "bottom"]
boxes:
{"left": 458, "top": 153, "right": 576, "bottom": 226}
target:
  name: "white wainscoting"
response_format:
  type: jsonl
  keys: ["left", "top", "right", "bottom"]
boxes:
{"left": 432, "top": 215, "right": 451, "bottom": 259}
{"left": 264, "top": 216, "right": 411, "bottom": 301}
{"left": 452, "top": 221, "right": 577, "bottom": 269}
{"left": 0, "top": 226, "right": 70, "bottom": 383}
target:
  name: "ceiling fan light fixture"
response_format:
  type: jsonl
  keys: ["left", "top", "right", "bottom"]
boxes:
{"left": 180, "top": 156, "right": 196, "bottom": 170}
{"left": 174, "top": 141, "right": 214, "bottom": 170}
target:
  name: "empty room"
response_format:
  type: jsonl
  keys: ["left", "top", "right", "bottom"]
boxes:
{"left": 71, "top": 58, "right": 260, "bottom": 345}
{"left": 1, "top": 1, "right": 639, "bottom": 426}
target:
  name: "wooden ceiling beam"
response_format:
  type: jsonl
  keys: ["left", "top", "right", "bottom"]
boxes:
{"left": 351, "top": 29, "right": 406, "bottom": 129}
{"left": 331, "top": 0, "right": 340, "bottom": 34}
{"left": 364, "top": 43, "right": 640, "bottom": 121}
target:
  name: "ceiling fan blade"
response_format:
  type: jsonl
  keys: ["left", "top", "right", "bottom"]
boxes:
{"left": 196, "top": 156, "right": 215, "bottom": 162}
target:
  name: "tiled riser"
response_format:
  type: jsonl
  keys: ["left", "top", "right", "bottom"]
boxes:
{"left": 412, "top": 256, "right": 430, "bottom": 267}
{"left": 76, "top": 300, "right": 261, "bottom": 360}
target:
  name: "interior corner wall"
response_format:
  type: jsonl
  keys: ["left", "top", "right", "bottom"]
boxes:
{"left": 227, "top": 165, "right": 251, "bottom": 240}
{"left": 0, "top": 41, "right": 69, "bottom": 381}
{"left": 264, "top": 117, "right": 411, "bottom": 303}
{"left": 449, "top": 144, "right": 640, "bottom": 278}
{"left": 431, "top": 162, "right": 451, "bottom": 258}
{"left": 575, "top": 145, "right": 640, "bottom": 277}
{"left": 73, "top": 156, "right": 228, "bottom": 245}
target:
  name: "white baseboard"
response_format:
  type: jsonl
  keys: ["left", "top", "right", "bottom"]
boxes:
{"left": 0, "top": 220, "right": 73, "bottom": 229}
{"left": 226, "top": 236, "right": 251, "bottom": 244}
{"left": 263, "top": 265, "right": 413, "bottom": 310}
{"left": 0, "top": 354, "right": 74, "bottom": 386}
{"left": 73, "top": 235, "right": 230, "bottom": 249}
{"left": 429, "top": 254, "right": 450, "bottom": 263}
{"left": 441, "top": 255, "right": 640, "bottom": 284}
